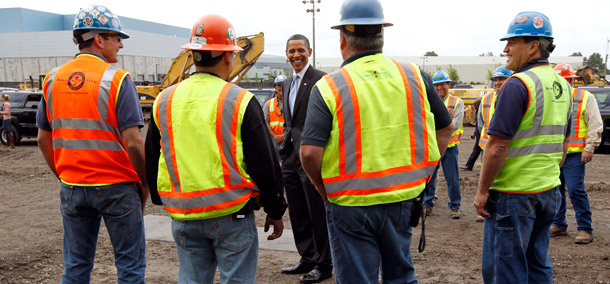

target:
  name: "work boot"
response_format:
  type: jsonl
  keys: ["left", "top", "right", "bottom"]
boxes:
{"left": 459, "top": 165, "right": 472, "bottom": 171}
{"left": 475, "top": 215, "right": 485, "bottom": 222}
{"left": 575, "top": 231, "right": 593, "bottom": 244}
{"left": 450, "top": 209, "right": 461, "bottom": 219}
{"left": 7, "top": 134, "right": 15, "bottom": 149}
{"left": 424, "top": 207, "right": 433, "bottom": 216}
{"left": 550, "top": 225, "right": 567, "bottom": 237}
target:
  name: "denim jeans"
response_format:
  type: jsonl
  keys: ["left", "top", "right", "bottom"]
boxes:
{"left": 552, "top": 152, "right": 593, "bottom": 234}
{"left": 424, "top": 146, "right": 461, "bottom": 210}
{"left": 60, "top": 182, "right": 146, "bottom": 284}
{"left": 171, "top": 212, "right": 258, "bottom": 284}
{"left": 326, "top": 200, "right": 418, "bottom": 284}
{"left": 482, "top": 187, "right": 560, "bottom": 284}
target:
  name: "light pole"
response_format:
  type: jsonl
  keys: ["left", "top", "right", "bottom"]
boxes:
{"left": 420, "top": 56, "right": 428, "bottom": 73}
{"left": 605, "top": 37, "right": 609, "bottom": 77}
{"left": 303, "top": 0, "right": 320, "bottom": 68}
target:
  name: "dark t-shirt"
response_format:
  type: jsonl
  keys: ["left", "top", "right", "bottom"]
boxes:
{"left": 302, "top": 51, "right": 453, "bottom": 147}
{"left": 488, "top": 58, "right": 571, "bottom": 139}
{"left": 36, "top": 53, "right": 144, "bottom": 132}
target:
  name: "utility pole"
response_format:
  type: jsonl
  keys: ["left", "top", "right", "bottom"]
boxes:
{"left": 303, "top": 0, "right": 320, "bottom": 68}
{"left": 605, "top": 37, "right": 609, "bottom": 77}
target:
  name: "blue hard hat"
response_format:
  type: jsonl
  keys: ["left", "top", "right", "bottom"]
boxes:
{"left": 73, "top": 5, "right": 129, "bottom": 39}
{"left": 492, "top": 66, "right": 513, "bottom": 79}
{"left": 274, "top": 75, "right": 287, "bottom": 85}
{"left": 331, "top": 0, "right": 392, "bottom": 29}
{"left": 500, "top": 11, "right": 552, "bottom": 40}
{"left": 432, "top": 70, "right": 451, "bottom": 84}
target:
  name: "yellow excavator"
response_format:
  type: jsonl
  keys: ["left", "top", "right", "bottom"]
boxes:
{"left": 137, "top": 32, "right": 265, "bottom": 106}
{"left": 450, "top": 88, "right": 494, "bottom": 126}
{"left": 573, "top": 65, "right": 610, "bottom": 86}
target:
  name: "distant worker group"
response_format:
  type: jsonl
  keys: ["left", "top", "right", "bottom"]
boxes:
{"left": 33, "top": 1, "right": 603, "bottom": 284}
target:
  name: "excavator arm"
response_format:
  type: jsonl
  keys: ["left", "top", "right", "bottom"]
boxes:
{"left": 138, "top": 32, "right": 265, "bottom": 105}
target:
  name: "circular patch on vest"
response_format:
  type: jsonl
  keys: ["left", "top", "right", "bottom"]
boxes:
{"left": 68, "top": 72, "right": 86, "bottom": 90}
{"left": 553, "top": 81, "right": 563, "bottom": 99}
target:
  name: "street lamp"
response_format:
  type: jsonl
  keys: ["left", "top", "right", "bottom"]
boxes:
{"left": 420, "top": 56, "right": 428, "bottom": 73}
{"left": 303, "top": 0, "right": 321, "bottom": 68}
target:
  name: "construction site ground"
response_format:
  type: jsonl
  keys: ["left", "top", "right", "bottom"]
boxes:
{"left": 1, "top": 125, "right": 609, "bottom": 284}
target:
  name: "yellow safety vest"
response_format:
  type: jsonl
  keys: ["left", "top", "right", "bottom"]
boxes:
{"left": 491, "top": 65, "right": 572, "bottom": 193}
{"left": 478, "top": 91, "right": 498, "bottom": 150}
{"left": 153, "top": 73, "right": 259, "bottom": 220}
{"left": 444, "top": 94, "right": 463, "bottom": 147}
{"left": 315, "top": 53, "right": 441, "bottom": 206}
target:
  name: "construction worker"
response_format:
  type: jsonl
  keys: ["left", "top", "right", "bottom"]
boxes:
{"left": 144, "top": 15, "right": 286, "bottom": 284}
{"left": 1, "top": 93, "right": 14, "bottom": 148}
{"left": 263, "top": 75, "right": 287, "bottom": 158}
{"left": 36, "top": 5, "right": 148, "bottom": 283}
{"left": 425, "top": 70, "right": 464, "bottom": 219}
{"left": 550, "top": 63, "right": 602, "bottom": 244}
{"left": 473, "top": 11, "right": 572, "bottom": 283}
{"left": 279, "top": 34, "right": 331, "bottom": 283}
{"left": 478, "top": 66, "right": 513, "bottom": 151}
{"left": 300, "top": 0, "right": 454, "bottom": 282}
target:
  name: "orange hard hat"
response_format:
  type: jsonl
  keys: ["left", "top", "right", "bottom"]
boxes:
{"left": 554, "top": 63, "right": 579, "bottom": 79}
{"left": 181, "top": 15, "right": 243, "bottom": 52}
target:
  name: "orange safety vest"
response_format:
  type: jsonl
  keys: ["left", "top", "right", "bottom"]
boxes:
{"left": 42, "top": 54, "right": 139, "bottom": 185}
{"left": 268, "top": 97, "right": 284, "bottom": 135}
{"left": 568, "top": 88, "right": 589, "bottom": 152}
{"left": 478, "top": 91, "right": 497, "bottom": 149}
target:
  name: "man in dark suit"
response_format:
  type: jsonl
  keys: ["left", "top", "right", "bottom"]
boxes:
{"left": 279, "top": 34, "right": 332, "bottom": 283}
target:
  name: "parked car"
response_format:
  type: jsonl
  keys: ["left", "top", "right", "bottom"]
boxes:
{"left": 0, "top": 90, "right": 42, "bottom": 145}
{"left": 576, "top": 85, "right": 610, "bottom": 148}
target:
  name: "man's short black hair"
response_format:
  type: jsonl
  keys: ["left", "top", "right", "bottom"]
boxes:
{"left": 285, "top": 34, "right": 310, "bottom": 50}
{"left": 192, "top": 50, "right": 225, "bottom": 67}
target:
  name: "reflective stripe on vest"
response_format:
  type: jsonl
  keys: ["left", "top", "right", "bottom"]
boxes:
{"left": 478, "top": 91, "right": 497, "bottom": 149}
{"left": 268, "top": 97, "right": 284, "bottom": 135}
{"left": 444, "top": 94, "right": 463, "bottom": 147}
{"left": 316, "top": 54, "right": 440, "bottom": 206}
{"left": 491, "top": 65, "right": 571, "bottom": 193}
{"left": 154, "top": 76, "right": 259, "bottom": 220}
{"left": 42, "top": 54, "right": 138, "bottom": 186}
{"left": 567, "top": 88, "right": 588, "bottom": 153}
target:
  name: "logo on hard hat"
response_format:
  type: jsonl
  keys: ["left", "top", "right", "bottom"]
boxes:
{"left": 90, "top": 9, "right": 100, "bottom": 20}
{"left": 78, "top": 11, "right": 86, "bottom": 19}
{"left": 83, "top": 17, "right": 94, "bottom": 27}
{"left": 195, "top": 24, "right": 204, "bottom": 36}
{"left": 68, "top": 72, "right": 85, "bottom": 90}
{"left": 515, "top": 16, "right": 529, "bottom": 24}
{"left": 97, "top": 6, "right": 106, "bottom": 13}
{"left": 227, "top": 27, "right": 235, "bottom": 41}
{"left": 533, "top": 17, "right": 544, "bottom": 29}
{"left": 98, "top": 15, "right": 108, "bottom": 26}
{"left": 112, "top": 19, "right": 120, "bottom": 29}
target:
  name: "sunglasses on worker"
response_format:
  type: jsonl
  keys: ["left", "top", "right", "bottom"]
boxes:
{"left": 99, "top": 33, "right": 123, "bottom": 43}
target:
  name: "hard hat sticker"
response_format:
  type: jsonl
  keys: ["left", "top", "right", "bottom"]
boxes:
{"left": 104, "top": 12, "right": 113, "bottom": 18}
{"left": 90, "top": 9, "right": 100, "bottom": 19}
{"left": 227, "top": 27, "right": 235, "bottom": 41}
{"left": 98, "top": 15, "right": 108, "bottom": 25}
{"left": 533, "top": 17, "right": 543, "bottom": 29}
{"left": 195, "top": 24, "right": 204, "bottom": 36}
{"left": 78, "top": 11, "right": 86, "bottom": 19}
{"left": 112, "top": 19, "right": 120, "bottom": 29}
{"left": 193, "top": 36, "right": 207, "bottom": 45}
{"left": 83, "top": 17, "right": 94, "bottom": 27}
{"left": 97, "top": 6, "right": 106, "bottom": 12}
{"left": 189, "top": 43, "right": 203, "bottom": 49}
{"left": 515, "top": 16, "right": 529, "bottom": 24}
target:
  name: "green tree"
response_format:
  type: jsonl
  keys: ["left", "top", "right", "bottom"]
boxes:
{"left": 588, "top": 52, "right": 604, "bottom": 71}
{"left": 424, "top": 51, "right": 438, "bottom": 56}
{"left": 487, "top": 69, "right": 493, "bottom": 81}
{"left": 570, "top": 52, "right": 583, "bottom": 56}
{"left": 447, "top": 65, "right": 460, "bottom": 83}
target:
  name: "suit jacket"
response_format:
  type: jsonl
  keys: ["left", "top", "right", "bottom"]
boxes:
{"left": 280, "top": 66, "right": 326, "bottom": 162}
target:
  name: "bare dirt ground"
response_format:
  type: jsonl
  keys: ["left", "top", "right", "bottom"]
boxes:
{"left": 1, "top": 125, "right": 609, "bottom": 284}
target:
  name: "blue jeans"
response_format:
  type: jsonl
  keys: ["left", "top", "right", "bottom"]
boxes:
{"left": 482, "top": 187, "right": 560, "bottom": 284}
{"left": 552, "top": 152, "right": 593, "bottom": 234}
{"left": 171, "top": 212, "right": 258, "bottom": 284}
{"left": 424, "top": 146, "right": 461, "bottom": 210}
{"left": 326, "top": 200, "right": 418, "bottom": 284}
{"left": 60, "top": 182, "right": 146, "bottom": 284}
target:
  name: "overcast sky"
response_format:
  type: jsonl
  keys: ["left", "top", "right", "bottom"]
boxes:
{"left": 4, "top": 0, "right": 610, "bottom": 62}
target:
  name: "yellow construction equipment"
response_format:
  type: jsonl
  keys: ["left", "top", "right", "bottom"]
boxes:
{"left": 450, "top": 88, "right": 494, "bottom": 126}
{"left": 573, "top": 65, "right": 610, "bottom": 86}
{"left": 137, "top": 32, "right": 265, "bottom": 106}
